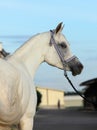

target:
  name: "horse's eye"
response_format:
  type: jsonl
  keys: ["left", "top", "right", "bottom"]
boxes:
{"left": 59, "top": 43, "right": 67, "bottom": 48}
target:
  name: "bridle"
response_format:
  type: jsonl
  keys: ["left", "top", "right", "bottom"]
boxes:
{"left": 50, "top": 30, "right": 78, "bottom": 77}
{"left": 50, "top": 30, "right": 97, "bottom": 108}
{"left": 50, "top": 30, "right": 77, "bottom": 75}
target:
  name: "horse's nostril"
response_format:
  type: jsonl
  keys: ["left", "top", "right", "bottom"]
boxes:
{"left": 81, "top": 64, "right": 84, "bottom": 70}
{"left": 79, "top": 63, "right": 84, "bottom": 71}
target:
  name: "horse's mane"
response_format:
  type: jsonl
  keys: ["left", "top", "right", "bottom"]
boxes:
{"left": 12, "top": 33, "right": 40, "bottom": 55}
{"left": 7, "top": 31, "right": 50, "bottom": 60}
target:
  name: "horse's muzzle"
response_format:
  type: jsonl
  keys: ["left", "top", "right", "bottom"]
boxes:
{"left": 66, "top": 56, "right": 83, "bottom": 76}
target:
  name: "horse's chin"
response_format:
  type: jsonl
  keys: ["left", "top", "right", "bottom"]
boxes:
{"left": 71, "top": 70, "right": 82, "bottom": 76}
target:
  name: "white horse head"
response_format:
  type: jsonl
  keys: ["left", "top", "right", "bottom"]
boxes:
{"left": 44, "top": 22, "right": 83, "bottom": 76}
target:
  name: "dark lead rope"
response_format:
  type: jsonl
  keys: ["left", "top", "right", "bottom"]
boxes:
{"left": 50, "top": 30, "right": 97, "bottom": 108}
{"left": 64, "top": 72, "right": 97, "bottom": 107}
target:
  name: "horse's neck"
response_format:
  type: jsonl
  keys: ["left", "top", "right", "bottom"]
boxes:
{"left": 10, "top": 32, "right": 50, "bottom": 77}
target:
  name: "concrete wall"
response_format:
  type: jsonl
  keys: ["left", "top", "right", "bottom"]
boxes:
{"left": 36, "top": 87, "right": 65, "bottom": 108}
{"left": 64, "top": 96, "right": 83, "bottom": 107}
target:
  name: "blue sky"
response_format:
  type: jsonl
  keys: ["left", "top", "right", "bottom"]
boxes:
{"left": 0, "top": 0, "right": 97, "bottom": 91}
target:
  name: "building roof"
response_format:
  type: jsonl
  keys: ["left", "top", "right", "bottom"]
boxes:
{"left": 80, "top": 78, "right": 97, "bottom": 86}
{"left": 36, "top": 86, "right": 64, "bottom": 92}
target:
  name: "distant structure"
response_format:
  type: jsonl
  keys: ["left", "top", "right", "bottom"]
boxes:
{"left": 64, "top": 92, "right": 83, "bottom": 108}
{"left": 80, "top": 78, "right": 97, "bottom": 110}
{"left": 36, "top": 87, "right": 65, "bottom": 108}
{"left": 36, "top": 87, "right": 83, "bottom": 108}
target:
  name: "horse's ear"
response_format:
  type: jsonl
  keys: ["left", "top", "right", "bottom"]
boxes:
{"left": 55, "top": 22, "right": 64, "bottom": 34}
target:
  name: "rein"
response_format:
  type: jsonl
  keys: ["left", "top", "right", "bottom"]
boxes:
{"left": 50, "top": 30, "right": 97, "bottom": 108}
